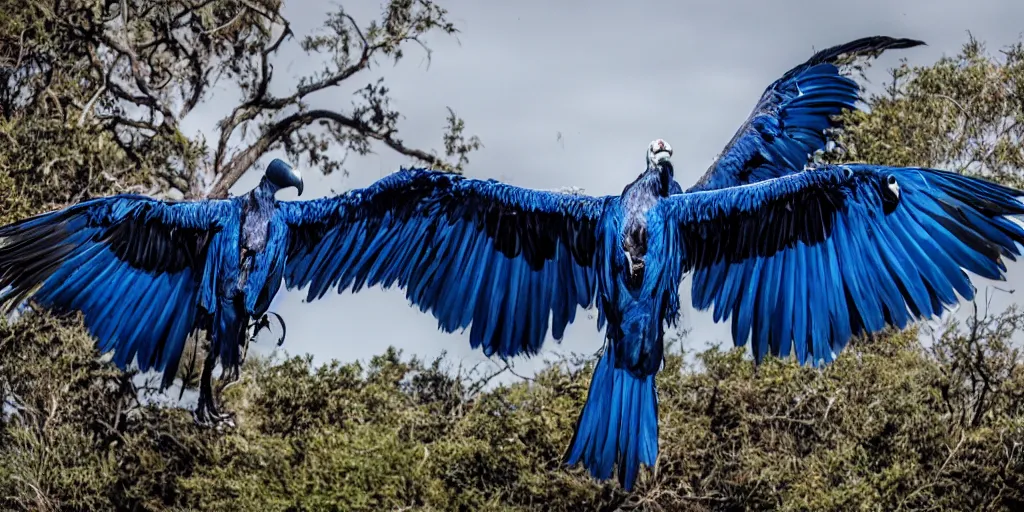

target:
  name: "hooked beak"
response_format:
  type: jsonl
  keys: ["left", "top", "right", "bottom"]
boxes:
{"left": 295, "top": 176, "right": 304, "bottom": 196}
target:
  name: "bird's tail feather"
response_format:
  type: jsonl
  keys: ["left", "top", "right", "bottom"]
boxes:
{"left": 565, "top": 344, "right": 658, "bottom": 491}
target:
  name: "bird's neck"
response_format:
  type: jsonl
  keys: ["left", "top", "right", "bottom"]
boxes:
{"left": 250, "top": 177, "right": 279, "bottom": 206}
{"left": 631, "top": 162, "right": 675, "bottom": 197}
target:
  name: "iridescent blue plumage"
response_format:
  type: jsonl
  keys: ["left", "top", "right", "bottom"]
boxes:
{"left": 0, "top": 158, "right": 303, "bottom": 424}
{"left": 271, "top": 36, "right": 1022, "bottom": 491}
{"left": 667, "top": 164, "right": 1024, "bottom": 366}
{"left": 4, "top": 35, "right": 1014, "bottom": 493}
{"left": 279, "top": 158, "right": 1024, "bottom": 491}
{"left": 689, "top": 36, "right": 925, "bottom": 193}
{"left": 279, "top": 168, "right": 609, "bottom": 359}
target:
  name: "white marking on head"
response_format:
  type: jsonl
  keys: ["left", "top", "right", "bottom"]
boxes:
{"left": 647, "top": 139, "right": 673, "bottom": 166}
{"left": 887, "top": 175, "right": 900, "bottom": 198}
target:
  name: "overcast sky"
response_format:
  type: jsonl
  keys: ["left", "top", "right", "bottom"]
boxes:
{"left": 177, "top": 1, "right": 1024, "bottom": 384}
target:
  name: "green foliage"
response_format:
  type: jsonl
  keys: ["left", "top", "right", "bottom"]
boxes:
{"left": 0, "top": 0, "right": 481, "bottom": 212}
{"left": 836, "top": 35, "right": 1024, "bottom": 188}
{"left": 2, "top": 311, "right": 1023, "bottom": 511}
{"left": 1, "top": 13, "right": 1024, "bottom": 511}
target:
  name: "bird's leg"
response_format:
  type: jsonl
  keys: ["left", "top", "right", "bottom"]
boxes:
{"left": 192, "top": 348, "right": 214, "bottom": 426}
{"left": 193, "top": 345, "right": 234, "bottom": 428}
{"left": 621, "top": 229, "right": 647, "bottom": 288}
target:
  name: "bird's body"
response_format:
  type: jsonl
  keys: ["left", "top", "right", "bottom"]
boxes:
{"left": 199, "top": 179, "right": 293, "bottom": 421}
{"left": 620, "top": 167, "right": 665, "bottom": 279}
{"left": 236, "top": 180, "right": 291, "bottom": 312}
{"left": 560, "top": 160, "right": 683, "bottom": 486}
{"left": 611, "top": 148, "right": 681, "bottom": 372}
{"left": 0, "top": 159, "right": 303, "bottom": 423}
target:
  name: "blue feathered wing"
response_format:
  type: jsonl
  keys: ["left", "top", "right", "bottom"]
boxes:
{"left": 0, "top": 195, "right": 232, "bottom": 387}
{"left": 278, "top": 168, "right": 612, "bottom": 359}
{"left": 688, "top": 36, "right": 925, "bottom": 193}
{"left": 658, "top": 164, "right": 1024, "bottom": 365}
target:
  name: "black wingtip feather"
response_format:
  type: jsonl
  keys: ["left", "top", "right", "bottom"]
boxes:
{"left": 0, "top": 221, "right": 78, "bottom": 315}
{"left": 774, "top": 36, "right": 926, "bottom": 85}
{"left": 808, "top": 36, "right": 927, "bottom": 66}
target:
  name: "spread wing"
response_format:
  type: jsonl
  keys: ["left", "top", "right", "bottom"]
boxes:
{"left": 278, "top": 168, "right": 612, "bottom": 359}
{"left": 0, "top": 195, "right": 231, "bottom": 386}
{"left": 658, "top": 164, "right": 1024, "bottom": 365}
{"left": 688, "top": 36, "right": 925, "bottom": 193}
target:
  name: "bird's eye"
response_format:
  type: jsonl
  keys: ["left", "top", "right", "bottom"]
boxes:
{"left": 886, "top": 175, "right": 900, "bottom": 197}
{"left": 880, "top": 173, "right": 901, "bottom": 214}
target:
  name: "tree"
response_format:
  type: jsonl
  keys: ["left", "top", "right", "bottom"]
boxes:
{"left": 834, "top": 34, "right": 1024, "bottom": 188}
{"left": 0, "top": 0, "right": 481, "bottom": 216}
{"left": 0, "top": 0, "right": 483, "bottom": 408}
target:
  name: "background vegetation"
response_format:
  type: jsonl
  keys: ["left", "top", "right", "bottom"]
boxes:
{"left": 0, "top": 2, "right": 1022, "bottom": 510}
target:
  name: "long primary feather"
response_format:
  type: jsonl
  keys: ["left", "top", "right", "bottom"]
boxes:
{"left": 0, "top": 195, "right": 231, "bottom": 386}
{"left": 278, "top": 168, "right": 612, "bottom": 359}
{"left": 689, "top": 36, "right": 925, "bottom": 193}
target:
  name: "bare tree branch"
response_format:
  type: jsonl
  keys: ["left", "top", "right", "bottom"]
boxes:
{"left": 206, "top": 2, "right": 477, "bottom": 198}
{"left": 0, "top": 0, "right": 479, "bottom": 206}
{"left": 209, "top": 108, "right": 449, "bottom": 197}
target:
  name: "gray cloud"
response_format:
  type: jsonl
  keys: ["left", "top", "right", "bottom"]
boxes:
{"left": 181, "top": 1, "right": 1024, "bottom": 383}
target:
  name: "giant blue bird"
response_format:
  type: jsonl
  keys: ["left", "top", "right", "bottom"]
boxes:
{"left": 274, "top": 36, "right": 1022, "bottom": 489}
{"left": 277, "top": 153, "right": 1024, "bottom": 490}
{"left": 0, "top": 159, "right": 304, "bottom": 424}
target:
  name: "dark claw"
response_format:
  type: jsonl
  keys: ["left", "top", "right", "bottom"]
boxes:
{"left": 192, "top": 408, "right": 210, "bottom": 427}
{"left": 193, "top": 390, "right": 235, "bottom": 428}
{"left": 193, "top": 397, "right": 215, "bottom": 426}
{"left": 193, "top": 409, "right": 235, "bottom": 428}
{"left": 251, "top": 311, "right": 287, "bottom": 347}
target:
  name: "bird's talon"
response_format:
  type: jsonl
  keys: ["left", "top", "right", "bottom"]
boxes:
{"left": 193, "top": 402, "right": 235, "bottom": 428}
{"left": 212, "top": 413, "right": 236, "bottom": 430}
{"left": 193, "top": 409, "right": 212, "bottom": 427}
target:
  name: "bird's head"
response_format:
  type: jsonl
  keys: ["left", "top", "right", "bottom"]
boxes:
{"left": 265, "top": 158, "right": 304, "bottom": 196}
{"left": 647, "top": 139, "right": 673, "bottom": 168}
